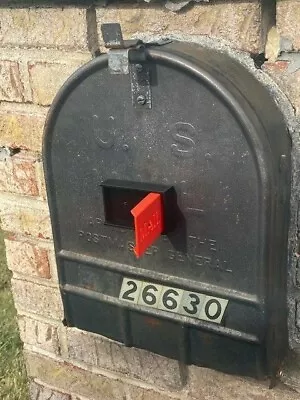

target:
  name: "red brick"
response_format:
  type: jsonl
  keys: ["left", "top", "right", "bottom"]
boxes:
{"left": 36, "top": 161, "right": 47, "bottom": 200}
{"left": 263, "top": 61, "right": 300, "bottom": 115}
{"left": 0, "top": 152, "right": 39, "bottom": 196}
{"left": 28, "top": 58, "right": 90, "bottom": 106}
{"left": 263, "top": 61, "right": 289, "bottom": 74}
{"left": 97, "top": 2, "right": 264, "bottom": 53}
{"left": 11, "top": 279, "right": 63, "bottom": 320}
{"left": 0, "top": 197, "right": 52, "bottom": 239}
{"left": 5, "top": 238, "right": 51, "bottom": 279}
{"left": 19, "top": 316, "right": 60, "bottom": 355}
{"left": 0, "top": 60, "right": 24, "bottom": 102}
{"left": 188, "top": 365, "right": 300, "bottom": 400}
{"left": 0, "top": 8, "right": 88, "bottom": 50}
{"left": 25, "top": 351, "right": 300, "bottom": 400}
{"left": 67, "top": 328, "right": 183, "bottom": 390}
{"left": 0, "top": 109, "right": 46, "bottom": 152}
{"left": 277, "top": 0, "right": 300, "bottom": 51}
{"left": 25, "top": 352, "right": 178, "bottom": 400}
{"left": 30, "top": 381, "right": 71, "bottom": 400}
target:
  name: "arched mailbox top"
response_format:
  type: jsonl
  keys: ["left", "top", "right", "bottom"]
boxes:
{"left": 44, "top": 42, "right": 291, "bottom": 175}
{"left": 43, "top": 41, "right": 291, "bottom": 380}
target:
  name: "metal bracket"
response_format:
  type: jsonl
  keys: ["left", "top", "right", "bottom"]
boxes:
{"left": 108, "top": 49, "right": 130, "bottom": 75}
{"left": 101, "top": 23, "right": 152, "bottom": 108}
{"left": 101, "top": 23, "right": 142, "bottom": 75}
{"left": 130, "top": 62, "right": 152, "bottom": 109}
{"left": 101, "top": 23, "right": 129, "bottom": 74}
{"left": 101, "top": 23, "right": 124, "bottom": 49}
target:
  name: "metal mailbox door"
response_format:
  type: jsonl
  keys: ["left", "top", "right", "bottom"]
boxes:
{"left": 43, "top": 40, "right": 291, "bottom": 379}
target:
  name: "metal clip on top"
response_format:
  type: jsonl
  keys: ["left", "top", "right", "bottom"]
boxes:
{"left": 101, "top": 23, "right": 151, "bottom": 109}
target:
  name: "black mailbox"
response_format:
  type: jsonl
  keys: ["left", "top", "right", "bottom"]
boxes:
{"left": 43, "top": 25, "right": 291, "bottom": 380}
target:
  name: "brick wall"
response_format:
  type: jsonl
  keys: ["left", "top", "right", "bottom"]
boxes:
{"left": 1, "top": 2, "right": 300, "bottom": 399}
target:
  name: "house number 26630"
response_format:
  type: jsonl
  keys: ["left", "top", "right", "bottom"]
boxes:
{"left": 119, "top": 278, "right": 228, "bottom": 324}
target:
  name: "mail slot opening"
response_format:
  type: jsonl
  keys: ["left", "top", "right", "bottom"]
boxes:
{"left": 101, "top": 179, "right": 177, "bottom": 233}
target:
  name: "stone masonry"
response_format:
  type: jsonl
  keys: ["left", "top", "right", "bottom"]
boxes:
{"left": 1, "top": 1, "right": 300, "bottom": 399}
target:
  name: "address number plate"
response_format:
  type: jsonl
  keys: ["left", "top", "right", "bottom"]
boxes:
{"left": 119, "top": 278, "right": 228, "bottom": 324}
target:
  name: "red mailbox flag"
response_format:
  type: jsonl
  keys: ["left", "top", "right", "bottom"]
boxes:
{"left": 131, "top": 193, "right": 164, "bottom": 258}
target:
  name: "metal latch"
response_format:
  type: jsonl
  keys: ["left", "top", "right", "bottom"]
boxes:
{"left": 101, "top": 23, "right": 152, "bottom": 109}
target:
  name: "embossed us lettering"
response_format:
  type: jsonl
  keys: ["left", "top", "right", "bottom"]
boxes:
{"left": 170, "top": 122, "right": 196, "bottom": 158}
{"left": 92, "top": 114, "right": 115, "bottom": 149}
